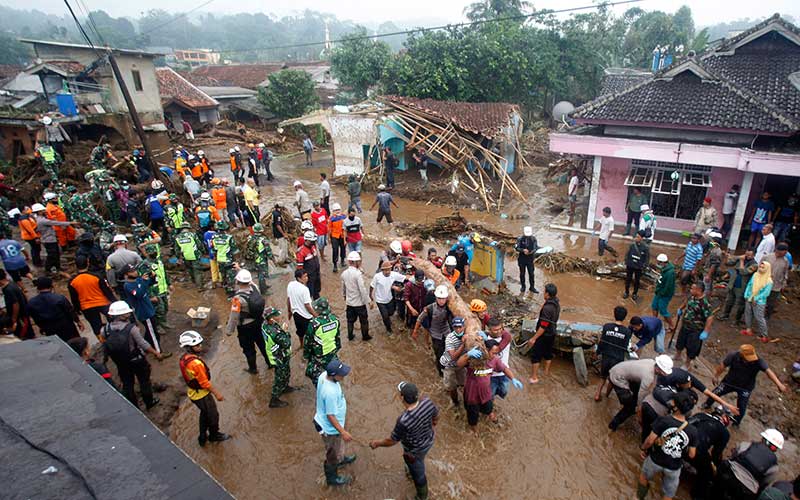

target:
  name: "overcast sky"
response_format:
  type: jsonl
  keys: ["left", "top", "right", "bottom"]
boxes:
{"left": 8, "top": 0, "right": 800, "bottom": 27}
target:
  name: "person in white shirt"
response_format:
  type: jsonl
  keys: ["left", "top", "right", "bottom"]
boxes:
{"left": 722, "top": 184, "right": 740, "bottom": 239}
{"left": 319, "top": 173, "right": 331, "bottom": 213}
{"left": 639, "top": 204, "right": 657, "bottom": 242}
{"left": 287, "top": 269, "right": 317, "bottom": 341}
{"left": 595, "top": 206, "right": 617, "bottom": 256}
{"left": 568, "top": 169, "right": 580, "bottom": 222}
{"left": 370, "top": 261, "right": 406, "bottom": 335}
{"left": 294, "top": 180, "right": 313, "bottom": 217}
{"left": 755, "top": 224, "right": 776, "bottom": 264}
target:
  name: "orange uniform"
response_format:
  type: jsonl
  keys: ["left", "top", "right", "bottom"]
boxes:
{"left": 46, "top": 201, "right": 75, "bottom": 246}
{"left": 19, "top": 216, "right": 40, "bottom": 241}
{"left": 211, "top": 187, "right": 227, "bottom": 210}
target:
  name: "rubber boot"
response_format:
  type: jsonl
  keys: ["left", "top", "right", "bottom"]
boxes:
{"left": 208, "top": 432, "right": 231, "bottom": 443}
{"left": 415, "top": 484, "right": 429, "bottom": 500}
{"left": 337, "top": 454, "right": 357, "bottom": 466}
{"left": 245, "top": 355, "right": 258, "bottom": 374}
{"left": 636, "top": 483, "right": 649, "bottom": 500}
{"left": 324, "top": 463, "right": 351, "bottom": 486}
{"left": 269, "top": 396, "right": 288, "bottom": 408}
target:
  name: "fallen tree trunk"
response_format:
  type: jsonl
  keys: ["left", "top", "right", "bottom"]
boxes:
{"left": 412, "top": 258, "right": 482, "bottom": 350}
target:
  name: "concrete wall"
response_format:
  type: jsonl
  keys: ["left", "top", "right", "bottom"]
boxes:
{"left": 198, "top": 107, "right": 219, "bottom": 124}
{"left": 329, "top": 115, "right": 376, "bottom": 176}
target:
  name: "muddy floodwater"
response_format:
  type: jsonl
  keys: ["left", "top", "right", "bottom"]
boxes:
{"left": 170, "top": 152, "right": 798, "bottom": 499}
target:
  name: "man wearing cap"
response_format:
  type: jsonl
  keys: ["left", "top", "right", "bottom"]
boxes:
{"left": 294, "top": 181, "right": 313, "bottom": 218}
{"left": 374, "top": 261, "right": 410, "bottom": 336}
{"left": 314, "top": 358, "right": 355, "bottom": 486}
{"left": 227, "top": 268, "right": 268, "bottom": 374}
{"left": 27, "top": 276, "right": 82, "bottom": 342}
{"left": 695, "top": 197, "right": 719, "bottom": 234}
{"left": 139, "top": 244, "right": 170, "bottom": 331}
{"left": 122, "top": 264, "right": 166, "bottom": 356}
{"left": 175, "top": 223, "right": 205, "bottom": 288}
{"left": 652, "top": 253, "right": 676, "bottom": 332}
{"left": 261, "top": 307, "right": 295, "bottom": 408}
{"left": 370, "top": 381, "right": 439, "bottom": 500}
{"left": 706, "top": 344, "right": 787, "bottom": 425}
{"left": 287, "top": 269, "right": 317, "bottom": 341}
{"left": 515, "top": 226, "right": 539, "bottom": 294}
{"left": 245, "top": 223, "right": 275, "bottom": 292}
{"left": 371, "top": 184, "right": 398, "bottom": 224}
{"left": 211, "top": 220, "right": 238, "bottom": 295}
{"left": 304, "top": 297, "right": 342, "bottom": 385}
{"left": 675, "top": 282, "right": 714, "bottom": 370}
{"left": 106, "top": 234, "right": 142, "bottom": 296}
{"left": 341, "top": 251, "right": 371, "bottom": 341}
{"left": 296, "top": 231, "right": 321, "bottom": 300}
{"left": 608, "top": 355, "right": 674, "bottom": 431}
{"left": 404, "top": 269, "right": 427, "bottom": 329}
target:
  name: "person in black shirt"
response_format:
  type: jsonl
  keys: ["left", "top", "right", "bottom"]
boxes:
{"left": 594, "top": 305, "right": 631, "bottom": 401}
{"left": 370, "top": 382, "right": 439, "bottom": 500}
{"left": 271, "top": 203, "right": 290, "bottom": 265}
{"left": 624, "top": 230, "right": 650, "bottom": 300}
{"left": 27, "top": 276, "right": 82, "bottom": 342}
{"left": 525, "top": 283, "right": 560, "bottom": 384}
{"left": 660, "top": 367, "right": 740, "bottom": 417}
{"left": 76, "top": 231, "right": 107, "bottom": 274}
{"left": 705, "top": 344, "right": 787, "bottom": 425}
{"left": 446, "top": 244, "right": 470, "bottom": 287}
{"left": 0, "top": 269, "right": 32, "bottom": 339}
{"left": 515, "top": 226, "right": 539, "bottom": 294}
{"left": 67, "top": 336, "right": 118, "bottom": 390}
{"left": 686, "top": 405, "right": 732, "bottom": 500}
{"left": 638, "top": 391, "right": 698, "bottom": 500}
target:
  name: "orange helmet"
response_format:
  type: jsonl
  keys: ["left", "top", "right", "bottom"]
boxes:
{"left": 470, "top": 299, "right": 487, "bottom": 313}
{"left": 211, "top": 177, "right": 221, "bottom": 185}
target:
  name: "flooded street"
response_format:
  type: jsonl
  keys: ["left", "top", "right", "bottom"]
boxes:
{"left": 170, "top": 150, "right": 799, "bottom": 499}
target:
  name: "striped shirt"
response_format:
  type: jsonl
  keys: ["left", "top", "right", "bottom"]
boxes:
{"left": 683, "top": 242, "right": 703, "bottom": 271}
{"left": 391, "top": 397, "right": 439, "bottom": 455}
{"left": 439, "top": 331, "right": 464, "bottom": 367}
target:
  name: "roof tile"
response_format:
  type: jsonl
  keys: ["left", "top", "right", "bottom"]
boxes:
{"left": 384, "top": 96, "right": 519, "bottom": 138}
{"left": 155, "top": 67, "right": 217, "bottom": 110}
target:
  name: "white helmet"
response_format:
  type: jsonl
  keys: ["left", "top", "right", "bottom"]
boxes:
{"left": 434, "top": 285, "right": 449, "bottom": 299}
{"left": 179, "top": 330, "right": 204, "bottom": 347}
{"left": 229, "top": 148, "right": 235, "bottom": 154}
{"left": 293, "top": 180, "right": 303, "bottom": 188}
{"left": 300, "top": 220, "right": 314, "bottom": 231}
{"left": 151, "top": 180, "right": 163, "bottom": 190}
{"left": 761, "top": 429, "right": 784, "bottom": 450}
{"left": 377, "top": 184, "right": 386, "bottom": 190}
{"left": 108, "top": 300, "right": 133, "bottom": 316}
{"left": 390, "top": 240, "right": 402, "bottom": 254}
{"left": 235, "top": 269, "right": 252, "bottom": 283}
{"left": 40, "top": 116, "right": 52, "bottom": 125}
{"left": 523, "top": 226, "right": 533, "bottom": 237}
{"left": 43, "top": 192, "right": 57, "bottom": 201}
{"left": 197, "top": 150, "right": 205, "bottom": 156}
{"left": 258, "top": 143, "right": 265, "bottom": 148}
{"left": 188, "top": 154, "right": 196, "bottom": 160}
{"left": 112, "top": 234, "right": 128, "bottom": 243}
{"left": 655, "top": 354, "right": 673, "bottom": 375}
{"left": 444, "top": 255, "right": 457, "bottom": 267}
{"left": 200, "top": 192, "right": 211, "bottom": 200}
{"left": 347, "top": 251, "right": 361, "bottom": 261}
{"left": 31, "top": 203, "right": 46, "bottom": 212}
{"left": 331, "top": 202, "right": 341, "bottom": 211}
{"left": 234, "top": 146, "right": 240, "bottom": 152}
{"left": 303, "top": 231, "right": 317, "bottom": 242}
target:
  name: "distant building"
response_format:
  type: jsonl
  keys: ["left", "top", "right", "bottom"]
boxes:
{"left": 156, "top": 67, "right": 219, "bottom": 127}
{"left": 174, "top": 48, "right": 221, "bottom": 67}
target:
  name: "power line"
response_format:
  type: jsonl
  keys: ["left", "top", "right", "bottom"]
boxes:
{"left": 140, "top": 0, "right": 216, "bottom": 36}
{"left": 215, "top": 0, "right": 645, "bottom": 55}
{"left": 63, "top": 0, "right": 100, "bottom": 53}
{"left": 79, "top": 0, "right": 108, "bottom": 46}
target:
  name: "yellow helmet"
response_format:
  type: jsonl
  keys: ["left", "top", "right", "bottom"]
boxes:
{"left": 472, "top": 232, "right": 482, "bottom": 243}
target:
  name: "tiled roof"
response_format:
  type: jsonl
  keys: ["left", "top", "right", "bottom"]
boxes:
{"left": 599, "top": 70, "right": 652, "bottom": 97}
{"left": 156, "top": 67, "right": 218, "bottom": 110}
{"left": 37, "top": 60, "right": 86, "bottom": 76}
{"left": 0, "top": 64, "right": 23, "bottom": 79}
{"left": 383, "top": 96, "right": 519, "bottom": 138}
{"left": 187, "top": 64, "right": 283, "bottom": 89}
{"left": 573, "top": 15, "right": 800, "bottom": 136}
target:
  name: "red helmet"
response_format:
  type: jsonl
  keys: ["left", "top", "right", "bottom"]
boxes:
{"left": 401, "top": 240, "right": 412, "bottom": 253}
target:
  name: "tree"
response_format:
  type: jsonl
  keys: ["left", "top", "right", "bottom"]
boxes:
{"left": 622, "top": 6, "right": 696, "bottom": 67}
{"left": 258, "top": 69, "right": 319, "bottom": 119}
{"left": 0, "top": 33, "right": 32, "bottom": 65}
{"left": 330, "top": 27, "right": 391, "bottom": 98}
{"left": 464, "top": 0, "right": 532, "bottom": 22}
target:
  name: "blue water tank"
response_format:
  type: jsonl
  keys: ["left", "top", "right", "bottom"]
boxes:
{"left": 55, "top": 92, "right": 78, "bottom": 116}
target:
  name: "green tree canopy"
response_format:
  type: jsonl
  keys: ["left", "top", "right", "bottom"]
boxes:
{"left": 258, "top": 69, "right": 319, "bottom": 119}
{"left": 330, "top": 27, "right": 391, "bottom": 98}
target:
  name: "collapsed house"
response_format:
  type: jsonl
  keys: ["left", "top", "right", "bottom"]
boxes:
{"left": 156, "top": 67, "right": 220, "bottom": 127}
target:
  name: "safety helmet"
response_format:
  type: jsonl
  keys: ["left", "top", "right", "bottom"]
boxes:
{"left": 472, "top": 232, "right": 482, "bottom": 242}
{"left": 179, "top": 330, "right": 204, "bottom": 348}
{"left": 293, "top": 180, "right": 303, "bottom": 188}
{"left": 200, "top": 192, "right": 211, "bottom": 200}
{"left": 31, "top": 203, "right": 46, "bottom": 212}
{"left": 301, "top": 220, "right": 314, "bottom": 231}
{"left": 452, "top": 317, "right": 465, "bottom": 328}
{"left": 216, "top": 220, "right": 230, "bottom": 231}
{"left": 108, "top": 300, "right": 133, "bottom": 316}
{"left": 331, "top": 202, "right": 341, "bottom": 211}
{"left": 151, "top": 180, "right": 164, "bottom": 190}
{"left": 655, "top": 354, "right": 673, "bottom": 375}
{"left": 180, "top": 222, "right": 191, "bottom": 229}
{"left": 253, "top": 223, "right": 263, "bottom": 232}
{"left": 434, "top": 285, "right": 449, "bottom": 299}
{"left": 235, "top": 269, "right": 252, "bottom": 283}
{"left": 112, "top": 234, "right": 128, "bottom": 243}
{"left": 211, "top": 178, "right": 221, "bottom": 185}
{"left": 444, "top": 255, "right": 457, "bottom": 267}
{"left": 390, "top": 240, "right": 402, "bottom": 254}
{"left": 470, "top": 299, "right": 487, "bottom": 313}
{"left": 303, "top": 231, "right": 317, "bottom": 242}
{"left": 143, "top": 243, "right": 159, "bottom": 255}
{"left": 347, "top": 251, "right": 361, "bottom": 261}
{"left": 258, "top": 143, "right": 265, "bottom": 148}
{"left": 761, "top": 429, "right": 784, "bottom": 450}
{"left": 263, "top": 307, "right": 280, "bottom": 320}
{"left": 234, "top": 146, "right": 240, "bottom": 152}
{"left": 188, "top": 154, "right": 196, "bottom": 160}
{"left": 43, "top": 192, "right": 57, "bottom": 201}
{"left": 229, "top": 148, "right": 235, "bottom": 154}
{"left": 312, "top": 297, "right": 330, "bottom": 314}
{"left": 377, "top": 184, "right": 386, "bottom": 190}
{"left": 247, "top": 143, "right": 255, "bottom": 148}
{"left": 197, "top": 150, "right": 205, "bottom": 156}
{"left": 40, "top": 116, "right": 52, "bottom": 125}
{"left": 423, "top": 279, "right": 435, "bottom": 292}
{"left": 132, "top": 148, "right": 141, "bottom": 156}
{"left": 401, "top": 240, "right": 412, "bottom": 253}
{"left": 523, "top": 226, "right": 533, "bottom": 237}
{"left": 169, "top": 193, "right": 178, "bottom": 201}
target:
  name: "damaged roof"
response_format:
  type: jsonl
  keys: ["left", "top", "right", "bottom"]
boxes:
{"left": 187, "top": 64, "right": 284, "bottom": 89}
{"left": 383, "top": 96, "right": 520, "bottom": 138}
{"left": 156, "top": 67, "right": 218, "bottom": 110}
{"left": 26, "top": 60, "right": 86, "bottom": 77}
{"left": 573, "top": 14, "right": 800, "bottom": 136}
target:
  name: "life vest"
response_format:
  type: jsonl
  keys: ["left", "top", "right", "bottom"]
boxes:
{"left": 212, "top": 233, "right": 233, "bottom": 263}
{"left": 211, "top": 187, "right": 227, "bottom": 210}
{"left": 200, "top": 158, "right": 210, "bottom": 175}
{"left": 166, "top": 204, "right": 184, "bottom": 228}
{"left": 179, "top": 353, "right": 210, "bottom": 390}
{"left": 734, "top": 442, "right": 778, "bottom": 482}
{"left": 190, "top": 161, "right": 203, "bottom": 179}
{"left": 229, "top": 154, "right": 239, "bottom": 171}
{"left": 18, "top": 216, "right": 40, "bottom": 240}
{"left": 196, "top": 206, "right": 212, "bottom": 229}
{"left": 254, "top": 237, "right": 268, "bottom": 264}
{"left": 147, "top": 195, "right": 164, "bottom": 219}
{"left": 311, "top": 315, "right": 340, "bottom": 356}
{"left": 175, "top": 157, "right": 187, "bottom": 176}
{"left": 176, "top": 232, "right": 199, "bottom": 260}
{"left": 151, "top": 260, "right": 168, "bottom": 295}
{"left": 262, "top": 324, "right": 287, "bottom": 366}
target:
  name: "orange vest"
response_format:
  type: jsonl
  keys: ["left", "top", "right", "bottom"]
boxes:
{"left": 19, "top": 217, "right": 40, "bottom": 240}
{"left": 230, "top": 155, "right": 239, "bottom": 171}
{"left": 211, "top": 187, "right": 227, "bottom": 210}
{"left": 69, "top": 272, "right": 112, "bottom": 310}
{"left": 46, "top": 202, "right": 75, "bottom": 245}
{"left": 330, "top": 218, "right": 344, "bottom": 239}
{"left": 190, "top": 161, "right": 203, "bottom": 179}
{"left": 200, "top": 158, "right": 210, "bottom": 175}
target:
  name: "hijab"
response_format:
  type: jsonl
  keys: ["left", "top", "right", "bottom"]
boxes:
{"left": 749, "top": 261, "right": 773, "bottom": 301}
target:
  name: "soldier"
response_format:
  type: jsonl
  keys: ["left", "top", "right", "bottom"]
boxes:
{"left": 67, "top": 189, "right": 106, "bottom": 231}
{"left": 139, "top": 243, "right": 170, "bottom": 331}
{"left": 211, "top": 220, "right": 238, "bottom": 294}
{"left": 175, "top": 222, "right": 205, "bottom": 288}
{"left": 90, "top": 143, "right": 116, "bottom": 169}
{"left": 261, "top": 307, "right": 295, "bottom": 408}
{"left": 132, "top": 223, "right": 162, "bottom": 257}
{"left": 303, "top": 297, "right": 342, "bottom": 386}
{"left": 0, "top": 196, "right": 11, "bottom": 239}
{"left": 163, "top": 193, "right": 186, "bottom": 245}
{"left": 35, "top": 143, "right": 61, "bottom": 182}
{"left": 245, "top": 223, "right": 275, "bottom": 292}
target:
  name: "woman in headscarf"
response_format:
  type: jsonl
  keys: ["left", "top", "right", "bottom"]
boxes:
{"left": 742, "top": 261, "right": 773, "bottom": 341}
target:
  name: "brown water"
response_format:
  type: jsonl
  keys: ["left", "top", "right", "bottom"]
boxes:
{"left": 170, "top": 151, "right": 793, "bottom": 499}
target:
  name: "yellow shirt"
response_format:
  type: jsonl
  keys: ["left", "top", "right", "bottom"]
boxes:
{"left": 243, "top": 185, "right": 259, "bottom": 208}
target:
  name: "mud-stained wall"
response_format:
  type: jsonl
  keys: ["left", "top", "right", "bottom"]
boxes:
{"left": 329, "top": 115, "right": 375, "bottom": 176}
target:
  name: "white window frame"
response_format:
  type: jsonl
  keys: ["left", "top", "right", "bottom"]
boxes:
{"left": 624, "top": 167, "right": 654, "bottom": 187}
{"left": 682, "top": 171, "right": 712, "bottom": 188}
{"left": 652, "top": 170, "right": 681, "bottom": 195}
{"left": 627, "top": 160, "right": 712, "bottom": 220}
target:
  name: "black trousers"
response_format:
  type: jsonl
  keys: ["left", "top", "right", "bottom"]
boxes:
{"left": 44, "top": 241, "right": 60, "bottom": 272}
{"left": 117, "top": 359, "right": 154, "bottom": 408}
{"left": 431, "top": 337, "right": 445, "bottom": 377}
{"left": 321, "top": 196, "right": 330, "bottom": 214}
{"left": 237, "top": 320, "right": 268, "bottom": 371}
{"left": 625, "top": 210, "right": 641, "bottom": 233}
{"left": 192, "top": 393, "right": 220, "bottom": 438}
{"left": 377, "top": 301, "right": 396, "bottom": 333}
{"left": 640, "top": 402, "right": 659, "bottom": 443}
{"left": 346, "top": 305, "right": 369, "bottom": 339}
{"left": 83, "top": 304, "right": 109, "bottom": 337}
{"left": 688, "top": 453, "right": 716, "bottom": 500}
{"left": 307, "top": 271, "right": 321, "bottom": 300}
{"left": 610, "top": 381, "right": 640, "bottom": 430}
{"left": 293, "top": 312, "right": 312, "bottom": 342}
{"left": 26, "top": 239, "right": 42, "bottom": 267}
{"left": 518, "top": 258, "right": 535, "bottom": 291}
{"left": 264, "top": 161, "right": 274, "bottom": 181}
{"left": 625, "top": 267, "right": 643, "bottom": 295}
{"left": 331, "top": 237, "right": 346, "bottom": 267}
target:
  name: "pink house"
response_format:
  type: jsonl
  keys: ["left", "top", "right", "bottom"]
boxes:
{"left": 550, "top": 15, "right": 800, "bottom": 250}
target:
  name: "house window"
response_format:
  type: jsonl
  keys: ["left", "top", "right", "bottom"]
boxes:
{"left": 131, "top": 70, "right": 143, "bottom": 92}
{"left": 625, "top": 160, "right": 712, "bottom": 220}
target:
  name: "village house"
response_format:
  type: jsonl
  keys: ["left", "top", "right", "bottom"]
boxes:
{"left": 550, "top": 14, "right": 800, "bottom": 250}
{"left": 156, "top": 67, "right": 219, "bottom": 128}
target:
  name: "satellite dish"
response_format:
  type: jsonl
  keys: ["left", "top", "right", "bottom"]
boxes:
{"left": 553, "top": 101, "right": 575, "bottom": 122}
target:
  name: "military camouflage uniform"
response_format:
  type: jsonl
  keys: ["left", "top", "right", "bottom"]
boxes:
{"left": 211, "top": 230, "right": 238, "bottom": 294}
{"left": 67, "top": 191, "right": 106, "bottom": 231}
{"left": 245, "top": 233, "right": 273, "bottom": 292}
{"left": 164, "top": 201, "right": 186, "bottom": 245}
{"left": 90, "top": 145, "right": 111, "bottom": 170}
{"left": 36, "top": 145, "right": 61, "bottom": 182}
{"left": 303, "top": 312, "right": 342, "bottom": 385}
{"left": 132, "top": 224, "right": 161, "bottom": 257}
{"left": 262, "top": 321, "right": 292, "bottom": 398}
{"left": 0, "top": 196, "right": 10, "bottom": 239}
{"left": 175, "top": 228, "right": 205, "bottom": 287}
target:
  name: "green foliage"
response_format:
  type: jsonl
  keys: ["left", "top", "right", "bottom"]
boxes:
{"left": 623, "top": 7, "right": 697, "bottom": 67}
{"left": 257, "top": 69, "right": 319, "bottom": 119}
{"left": 330, "top": 28, "right": 391, "bottom": 98}
{"left": 464, "top": 0, "right": 533, "bottom": 22}
{"left": 0, "top": 33, "right": 32, "bottom": 65}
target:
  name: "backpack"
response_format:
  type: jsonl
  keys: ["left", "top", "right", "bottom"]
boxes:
{"left": 197, "top": 208, "right": 211, "bottom": 228}
{"left": 103, "top": 323, "right": 140, "bottom": 363}
{"left": 237, "top": 287, "right": 265, "bottom": 323}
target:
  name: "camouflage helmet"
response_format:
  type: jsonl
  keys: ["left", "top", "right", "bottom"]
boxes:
{"left": 143, "top": 243, "right": 159, "bottom": 255}
{"left": 169, "top": 193, "right": 178, "bottom": 201}
{"left": 136, "top": 261, "right": 152, "bottom": 275}
{"left": 263, "top": 307, "right": 281, "bottom": 320}
{"left": 66, "top": 185, "right": 78, "bottom": 193}
{"left": 312, "top": 297, "right": 330, "bottom": 314}
{"left": 180, "top": 221, "right": 192, "bottom": 229}
{"left": 132, "top": 223, "right": 148, "bottom": 234}
{"left": 215, "top": 220, "right": 230, "bottom": 231}
{"left": 253, "top": 223, "right": 264, "bottom": 232}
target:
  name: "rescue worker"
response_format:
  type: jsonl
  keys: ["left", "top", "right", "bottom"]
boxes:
{"left": 45, "top": 191, "right": 75, "bottom": 249}
{"left": 90, "top": 143, "right": 116, "bottom": 169}
{"left": 18, "top": 207, "right": 42, "bottom": 267}
{"left": 33, "top": 202, "right": 78, "bottom": 275}
{"left": 247, "top": 143, "right": 260, "bottom": 186}
{"left": 139, "top": 243, "right": 169, "bottom": 331}
{"left": 261, "top": 307, "right": 295, "bottom": 408}
{"left": 210, "top": 178, "right": 229, "bottom": 222}
{"left": 174, "top": 149, "right": 187, "bottom": 179}
{"left": 145, "top": 185, "right": 165, "bottom": 233}
{"left": 515, "top": 225, "right": 539, "bottom": 294}
{"left": 35, "top": 143, "right": 61, "bottom": 182}
{"left": 164, "top": 193, "right": 186, "bottom": 242}
{"left": 303, "top": 297, "right": 342, "bottom": 386}
{"left": 230, "top": 147, "right": 243, "bottom": 184}
{"left": 675, "top": 282, "right": 715, "bottom": 370}
{"left": 245, "top": 223, "right": 275, "bottom": 292}
{"left": 175, "top": 222, "right": 205, "bottom": 288}
{"left": 132, "top": 223, "right": 162, "bottom": 257}
{"left": 328, "top": 203, "right": 347, "bottom": 272}
{"left": 714, "top": 429, "right": 784, "bottom": 499}
{"left": 226, "top": 269, "right": 268, "bottom": 374}
{"left": 178, "top": 330, "right": 230, "bottom": 446}
{"left": 190, "top": 152, "right": 204, "bottom": 183}
{"left": 442, "top": 255, "right": 461, "bottom": 287}
{"left": 687, "top": 404, "right": 733, "bottom": 500}
{"left": 106, "top": 234, "right": 142, "bottom": 297}
{"left": 211, "top": 220, "right": 238, "bottom": 294}
{"left": 68, "top": 255, "right": 115, "bottom": 339}
{"left": 197, "top": 150, "right": 212, "bottom": 185}
{"left": 195, "top": 192, "right": 220, "bottom": 239}
{"left": 341, "top": 251, "right": 371, "bottom": 341}
{"left": 297, "top": 231, "right": 321, "bottom": 300}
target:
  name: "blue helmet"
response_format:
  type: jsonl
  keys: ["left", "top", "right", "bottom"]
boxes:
{"left": 133, "top": 149, "right": 141, "bottom": 157}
